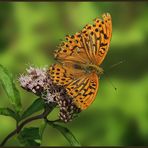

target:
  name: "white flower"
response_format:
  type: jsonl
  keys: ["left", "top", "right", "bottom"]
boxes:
{"left": 18, "top": 66, "right": 48, "bottom": 95}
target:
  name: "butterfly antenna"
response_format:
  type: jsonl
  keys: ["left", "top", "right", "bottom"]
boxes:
{"left": 102, "top": 60, "right": 126, "bottom": 92}
{"left": 107, "top": 60, "right": 126, "bottom": 72}
{"left": 103, "top": 72, "right": 117, "bottom": 92}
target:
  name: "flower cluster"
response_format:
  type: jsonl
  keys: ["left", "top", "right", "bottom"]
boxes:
{"left": 19, "top": 66, "right": 48, "bottom": 95}
{"left": 19, "top": 66, "right": 81, "bottom": 122}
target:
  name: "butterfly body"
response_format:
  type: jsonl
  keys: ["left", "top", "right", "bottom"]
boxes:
{"left": 83, "top": 64, "right": 104, "bottom": 76}
{"left": 49, "top": 13, "right": 112, "bottom": 110}
{"left": 73, "top": 63, "right": 103, "bottom": 76}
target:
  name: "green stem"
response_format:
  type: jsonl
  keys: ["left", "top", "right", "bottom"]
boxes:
{"left": 0, "top": 103, "right": 56, "bottom": 146}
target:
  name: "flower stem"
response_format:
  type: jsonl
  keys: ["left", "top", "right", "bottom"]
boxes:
{"left": 0, "top": 103, "right": 56, "bottom": 146}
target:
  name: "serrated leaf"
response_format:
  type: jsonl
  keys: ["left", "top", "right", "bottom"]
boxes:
{"left": 0, "top": 107, "right": 20, "bottom": 121}
{"left": 0, "top": 65, "right": 22, "bottom": 112}
{"left": 21, "top": 98, "right": 44, "bottom": 120}
{"left": 48, "top": 122, "right": 81, "bottom": 146}
{"left": 17, "top": 127, "right": 41, "bottom": 146}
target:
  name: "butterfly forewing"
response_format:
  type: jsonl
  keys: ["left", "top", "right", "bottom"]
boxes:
{"left": 80, "top": 13, "right": 112, "bottom": 65}
{"left": 55, "top": 13, "right": 112, "bottom": 66}
{"left": 54, "top": 33, "right": 91, "bottom": 64}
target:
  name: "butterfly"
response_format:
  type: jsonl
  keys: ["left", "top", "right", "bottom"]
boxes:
{"left": 49, "top": 13, "right": 112, "bottom": 110}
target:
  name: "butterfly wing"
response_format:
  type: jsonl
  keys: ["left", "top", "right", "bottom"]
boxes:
{"left": 49, "top": 63, "right": 99, "bottom": 110}
{"left": 54, "top": 32, "right": 92, "bottom": 64}
{"left": 49, "top": 63, "right": 85, "bottom": 86}
{"left": 80, "top": 13, "right": 112, "bottom": 65}
{"left": 54, "top": 13, "right": 112, "bottom": 66}
{"left": 67, "top": 72, "right": 99, "bottom": 110}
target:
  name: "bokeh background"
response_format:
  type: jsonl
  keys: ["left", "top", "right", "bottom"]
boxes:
{"left": 0, "top": 2, "right": 148, "bottom": 146}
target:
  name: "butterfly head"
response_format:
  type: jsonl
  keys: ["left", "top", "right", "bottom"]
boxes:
{"left": 96, "top": 66, "right": 104, "bottom": 76}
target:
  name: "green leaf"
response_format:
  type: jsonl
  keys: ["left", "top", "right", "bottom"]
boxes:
{"left": 39, "top": 121, "right": 47, "bottom": 145}
{"left": 48, "top": 122, "right": 81, "bottom": 146}
{"left": 0, "top": 65, "right": 22, "bottom": 112}
{"left": 39, "top": 121, "right": 47, "bottom": 139}
{"left": 21, "top": 98, "right": 44, "bottom": 120}
{"left": 17, "top": 127, "right": 41, "bottom": 146}
{"left": 0, "top": 107, "right": 20, "bottom": 121}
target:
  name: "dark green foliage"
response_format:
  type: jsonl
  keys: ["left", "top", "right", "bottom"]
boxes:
{"left": 0, "top": 65, "right": 22, "bottom": 112}
{"left": 21, "top": 98, "right": 44, "bottom": 120}
{"left": 47, "top": 121, "right": 80, "bottom": 146}
{"left": 0, "top": 107, "right": 20, "bottom": 121}
{"left": 17, "top": 127, "right": 41, "bottom": 146}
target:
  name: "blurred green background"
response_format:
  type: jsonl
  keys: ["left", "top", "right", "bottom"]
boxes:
{"left": 0, "top": 2, "right": 148, "bottom": 146}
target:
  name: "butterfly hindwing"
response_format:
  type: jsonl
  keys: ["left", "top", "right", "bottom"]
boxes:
{"left": 49, "top": 64, "right": 73, "bottom": 86}
{"left": 66, "top": 73, "right": 99, "bottom": 110}
{"left": 49, "top": 64, "right": 99, "bottom": 110}
{"left": 49, "top": 63, "right": 85, "bottom": 86}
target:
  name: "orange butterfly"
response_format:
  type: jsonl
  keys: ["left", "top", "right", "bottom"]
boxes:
{"left": 49, "top": 13, "right": 112, "bottom": 110}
